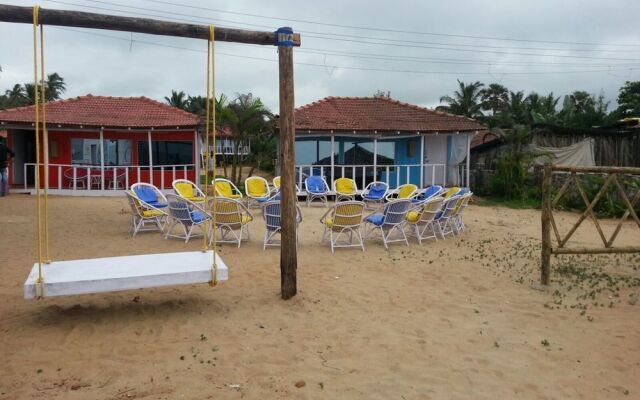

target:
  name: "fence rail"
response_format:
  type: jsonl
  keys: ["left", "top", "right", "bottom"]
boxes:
{"left": 294, "top": 163, "right": 466, "bottom": 190}
{"left": 540, "top": 163, "right": 640, "bottom": 285}
{"left": 23, "top": 163, "right": 195, "bottom": 192}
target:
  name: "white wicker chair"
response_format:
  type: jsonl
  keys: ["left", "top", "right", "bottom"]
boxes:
{"left": 304, "top": 175, "right": 330, "bottom": 207}
{"left": 320, "top": 201, "right": 366, "bottom": 252}
{"left": 363, "top": 199, "right": 412, "bottom": 249}
{"left": 164, "top": 193, "right": 211, "bottom": 243}
{"left": 210, "top": 197, "right": 254, "bottom": 248}
{"left": 263, "top": 200, "right": 302, "bottom": 249}
{"left": 125, "top": 191, "right": 167, "bottom": 236}
{"left": 406, "top": 196, "right": 445, "bottom": 244}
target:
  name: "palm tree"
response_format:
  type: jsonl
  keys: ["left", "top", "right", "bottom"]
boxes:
{"left": 481, "top": 83, "right": 509, "bottom": 116}
{"left": 1, "top": 84, "right": 28, "bottom": 109}
{"left": 437, "top": 80, "right": 485, "bottom": 118}
{"left": 165, "top": 90, "right": 189, "bottom": 110}
{"left": 44, "top": 73, "right": 66, "bottom": 101}
{"left": 222, "top": 93, "right": 272, "bottom": 184}
{"left": 506, "top": 91, "right": 526, "bottom": 125}
{"left": 525, "top": 92, "right": 559, "bottom": 124}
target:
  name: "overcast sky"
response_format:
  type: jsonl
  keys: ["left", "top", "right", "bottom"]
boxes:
{"left": 1, "top": 0, "right": 639, "bottom": 113}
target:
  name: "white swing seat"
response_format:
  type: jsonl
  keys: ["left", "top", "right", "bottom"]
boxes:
{"left": 24, "top": 251, "right": 228, "bottom": 299}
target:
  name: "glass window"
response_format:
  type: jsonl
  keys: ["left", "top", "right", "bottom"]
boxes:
{"left": 138, "top": 141, "right": 194, "bottom": 166}
{"left": 294, "top": 137, "right": 331, "bottom": 165}
{"left": 71, "top": 138, "right": 133, "bottom": 166}
{"left": 376, "top": 140, "right": 396, "bottom": 165}
{"left": 104, "top": 139, "right": 132, "bottom": 166}
{"left": 71, "top": 138, "right": 101, "bottom": 165}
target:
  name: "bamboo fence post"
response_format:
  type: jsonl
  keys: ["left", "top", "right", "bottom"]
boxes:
{"left": 540, "top": 163, "right": 552, "bottom": 286}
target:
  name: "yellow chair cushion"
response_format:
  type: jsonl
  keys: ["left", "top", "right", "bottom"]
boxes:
{"left": 324, "top": 218, "right": 334, "bottom": 228}
{"left": 216, "top": 182, "right": 241, "bottom": 198}
{"left": 241, "top": 215, "right": 251, "bottom": 225}
{"left": 406, "top": 211, "right": 420, "bottom": 223}
{"left": 335, "top": 178, "right": 355, "bottom": 194}
{"left": 187, "top": 196, "right": 206, "bottom": 202}
{"left": 142, "top": 209, "right": 164, "bottom": 217}
{"left": 399, "top": 184, "right": 417, "bottom": 199}
{"left": 247, "top": 178, "right": 268, "bottom": 197}
{"left": 175, "top": 182, "right": 194, "bottom": 198}
{"left": 443, "top": 187, "right": 460, "bottom": 199}
{"left": 273, "top": 176, "right": 281, "bottom": 189}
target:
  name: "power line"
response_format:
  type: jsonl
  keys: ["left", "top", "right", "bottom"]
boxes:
{"left": 132, "top": 0, "right": 640, "bottom": 48}
{"left": 74, "top": 0, "right": 638, "bottom": 54}
{"left": 48, "top": 26, "right": 637, "bottom": 77}
{"left": 40, "top": 0, "right": 640, "bottom": 63}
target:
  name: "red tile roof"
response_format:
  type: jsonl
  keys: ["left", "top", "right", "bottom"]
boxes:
{"left": 0, "top": 94, "right": 199, "bottom": 129}
{"left": 295, "top": 96, "right": 485, "bottom": 133}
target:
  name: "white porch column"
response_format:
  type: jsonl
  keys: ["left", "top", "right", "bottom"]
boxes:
{"left": 147, "top": 130, "right": 153, "bottom": 185}
{"left": 99, "top": 128, "right": 105, "bottom": 191}
{"left": 330, "top": 135, "right": 335, "bottom": 185}
{"left": 419, "top": 134, "right": 425, "bottom": 187}
{"left": 373, "top": 137, "right": 378, "bottom": 180}
{"left": 466, "top": 132, "right": 473, "bottom": 188}
{"left": 194, "top": 129, "right": 200, "bottom": 187}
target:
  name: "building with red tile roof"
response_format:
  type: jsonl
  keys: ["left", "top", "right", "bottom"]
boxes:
{"left": 0, "top": 95, "right": 206, "bottom": 193}
{"left": 294, "top": 96, "right": 484, "bottom": 134}
{"left": 289, "top": 96, "right": 485, "bottom": 189}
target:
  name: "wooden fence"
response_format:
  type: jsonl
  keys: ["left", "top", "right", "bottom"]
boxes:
{"left": 540, "top": 164, "right": 640, "bottom": 285}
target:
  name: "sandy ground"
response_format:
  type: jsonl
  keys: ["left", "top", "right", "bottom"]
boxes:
{"left": 0, "top": 194, "right": 638, "bottom": 400}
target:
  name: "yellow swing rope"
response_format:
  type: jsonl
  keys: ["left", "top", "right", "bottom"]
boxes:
{"left": 40, "top": 21, "right": 51, "bottom": 264}
{"left": 32, "top": 5, "right": 45, "bottom": 297}
{"left": 206, "top": 25, "right": 218, "bottom": 286}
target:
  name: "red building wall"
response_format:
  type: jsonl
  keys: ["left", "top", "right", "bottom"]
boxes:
{"left": 8, "top": 128, "right": 197, "bottom": 190}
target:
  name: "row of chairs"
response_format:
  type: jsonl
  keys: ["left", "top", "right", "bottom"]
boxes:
{"left": 303, "top": 176, "right": 457, "bottom": 208}
{"left": 125, "top": 178, "right": 471, "bottom": 252}
{"left": 319, "top": 187, "right": 472, "bottom": 252}
{"left": 126, "top": 182, "right": 253, "bottom": 247}
{"left": 126, "top": 180, "right": 299, "bottom": 249}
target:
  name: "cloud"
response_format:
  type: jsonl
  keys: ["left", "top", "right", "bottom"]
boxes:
{"left": 1, "top": 0, "right": 639, "bottom": 112}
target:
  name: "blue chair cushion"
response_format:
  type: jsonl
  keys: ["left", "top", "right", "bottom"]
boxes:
{"left": 423, "top": 186, "right": 442, "bottom": 198}
{"left": 307, "top": 177, "right": 325, "bottom": 193}
{"left": 365, "top": 214, "right": 384, "bottom": 226}
{"left": 190, "top": 211, "right": 207, "bottom": 223}
{"left": 134, "top": 187, "right": 157, "bottom": 203}
{"left": 256, "top": 197, "right": 270, "bottom": 203}
{"left": 365, "top": 186, "right": 386, "bottom": 199}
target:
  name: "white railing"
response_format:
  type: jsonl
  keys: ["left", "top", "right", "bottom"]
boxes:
{"left": 294, "top": 163, "right": 467, "bottom": 190}
{"left": 23, "top": 163, "right": 195, "bottom": 192}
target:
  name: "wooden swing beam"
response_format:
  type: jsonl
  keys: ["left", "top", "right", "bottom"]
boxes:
{"left": 0, "top": 4, "right": 300, "bottom": 299}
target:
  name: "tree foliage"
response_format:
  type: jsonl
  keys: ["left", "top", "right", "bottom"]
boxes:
{"left": 0, "top": 73, "right": 67, "bottom": 109}
{"left": 436, "top": 80, "right": 485, "bottom": 118}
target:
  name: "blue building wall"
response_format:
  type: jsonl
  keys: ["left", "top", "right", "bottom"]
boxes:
{"left": 379, "top": 137, "right": 422, "bottom": 187}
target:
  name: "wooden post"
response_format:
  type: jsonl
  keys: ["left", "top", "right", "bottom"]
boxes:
{"left": 0, "top": 4, "right": 301, "bottom": 46}
{"left": 540, "top": 163, "right": 552, "bottom": 286}
{"left": 278, "top": 34, "right": 297, "bottom": 300}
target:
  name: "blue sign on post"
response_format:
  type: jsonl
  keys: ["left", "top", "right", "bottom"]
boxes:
{"left": 276, "top": 27, "right": 294, "bottom": 47}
